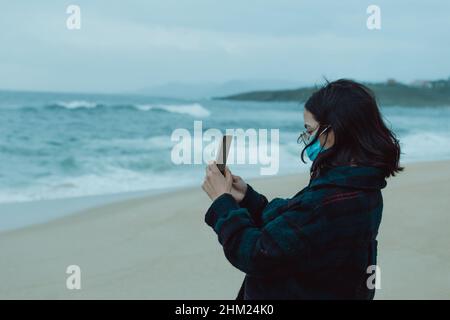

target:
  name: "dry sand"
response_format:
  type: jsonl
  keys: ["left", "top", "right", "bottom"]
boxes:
{"left": 0, "top": 160, "right": 449, "bottom": 299}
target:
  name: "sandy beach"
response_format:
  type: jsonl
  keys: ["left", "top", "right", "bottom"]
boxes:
{"left": 0, "top": 160, "right": 449, "bottom": 299}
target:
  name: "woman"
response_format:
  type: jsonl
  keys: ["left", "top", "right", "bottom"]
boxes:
{"left": 201, "top": 79, "right": 402, "bottom": 300}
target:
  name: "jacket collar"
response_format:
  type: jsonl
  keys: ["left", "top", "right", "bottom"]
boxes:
{"left": 309, "top": 166, "right": 387, "bottom": 190}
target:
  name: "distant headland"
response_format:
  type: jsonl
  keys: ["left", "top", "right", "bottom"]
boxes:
{"left": 214, "top": 78, "right": 450, "bottom": 106}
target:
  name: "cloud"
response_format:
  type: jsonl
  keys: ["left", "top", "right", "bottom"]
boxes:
{"left": 0, "top": 0, "right": 449, "bottom": 92}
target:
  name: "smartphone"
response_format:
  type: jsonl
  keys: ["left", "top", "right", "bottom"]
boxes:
{"left": 216, "top": 135, "right": 233, "bottom": 175}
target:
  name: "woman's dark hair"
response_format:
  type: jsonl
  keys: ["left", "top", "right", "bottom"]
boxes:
{"left": 301, "top": 79, "right": 403, "bottom": 178}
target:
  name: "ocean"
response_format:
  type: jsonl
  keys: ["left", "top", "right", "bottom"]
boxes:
{"left": 1, "top": 90, "right": 450, "bottom": 204}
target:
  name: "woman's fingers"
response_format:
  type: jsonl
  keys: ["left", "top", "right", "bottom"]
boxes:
{"left": 202, "top": 176, "right": 212, "bottom": 192}
{"left": 202, "top": 161, "right": 234, "bottom": 201}
{"left": 224, "top": 166, "right": 233, "bottom": 185}
{"left": 224, "top": 166, "right": 231, "bottom": 178}
{"left": 202, "top": 175, "right": 209, "bottom": 187}
{"left": 232, "top": 175, "right": 243, "bottom": 185}
{"left": 208, "top": 161, "right": 220, "bottom": 173}
{"left": 206, "top": 160, "right": 214, "bottom": 173}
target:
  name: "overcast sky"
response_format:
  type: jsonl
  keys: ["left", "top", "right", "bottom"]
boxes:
{"left": 0, "top": 0, "right": 449, "bottom": 93}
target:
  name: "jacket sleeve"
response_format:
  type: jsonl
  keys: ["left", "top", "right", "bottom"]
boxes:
{"left": 238, "top": 184, "right": 268, "bottom": 227}
{"left": 205, "top": 193, "right": 322, "bottom": 277}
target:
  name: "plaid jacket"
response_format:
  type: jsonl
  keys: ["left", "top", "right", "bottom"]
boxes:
{"left": 205, "top": 166, "right": 386, "bottom": 300}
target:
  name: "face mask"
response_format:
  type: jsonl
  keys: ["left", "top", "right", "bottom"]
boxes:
{"left": 306, "top": 139, "right": 325, "bottom": 161}
{"left": 305, "top": 127, "right": 330, "bottom": 161}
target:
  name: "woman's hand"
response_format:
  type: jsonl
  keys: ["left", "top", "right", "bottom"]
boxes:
{"left": 230, "top": 173, "right": 248, "bottom": 203}
{"left": 202, "top": 161, "right": 232, "bottom": 201}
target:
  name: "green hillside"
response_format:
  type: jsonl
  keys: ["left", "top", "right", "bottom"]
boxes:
{"left": 215, "top": 79, "right": 450, "bottom": 106}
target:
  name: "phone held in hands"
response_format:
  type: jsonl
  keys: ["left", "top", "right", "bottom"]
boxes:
{"left": 216, "top": 135, "right": 232, "bottom": 175}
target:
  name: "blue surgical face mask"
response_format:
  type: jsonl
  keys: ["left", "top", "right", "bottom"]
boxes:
{"left": 305, "top": 126, "right": 330, "bottom": 161}
{"left": 306, "top": 139, "right": 324, "bottom": 161}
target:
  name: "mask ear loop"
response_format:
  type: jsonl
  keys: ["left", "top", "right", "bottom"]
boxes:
{"left": 318, "top": 125, "right": 332, "bottom": 152}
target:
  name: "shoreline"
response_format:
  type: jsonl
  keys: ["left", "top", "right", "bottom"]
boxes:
{"left": 2, "top": 157, "right": 448, "bottom": 234}
{"left": 0, "top": 160, "right": 449, "bottom": 299}
{"left": 0, "top": 186, "right": 190, "bottom": 234}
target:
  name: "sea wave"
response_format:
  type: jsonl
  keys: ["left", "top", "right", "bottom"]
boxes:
{"left": 0, "top": 167, "right": 200, "bottom": 204}
{"left": 0, "top": 140, "right": 310, "bottom": 204}
{"left": 86, "top": 135, "right": 173, "bottom": 151}
{"left": 43, "top": 101, "right": 210, "bottom": 117}
{"left": 134, "top": 103, "right": 210, "bottom": 117}
{"left": 400, "top": 131, "right": 450, "bottom": 162}
{"left": 54, "top": 100, "right": 98, "bottom": 109}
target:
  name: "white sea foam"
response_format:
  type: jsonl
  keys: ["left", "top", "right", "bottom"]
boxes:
{"left": 86, "top": 135, "right": 173, "bottom": 151}
{"left": 50, "top": 100, "right": 211, "bottom": 117}
{"left": 400, "top": 131, "right": 450, "bottom": 162}
{"left": 135, "top": 103, "right": 210, "bottom": 117}
{"left": 4, "top": 95, "right": 450, "bottom": 206}
{"left": 2, "top": 128, "right": 450, "bottom": 204}
{"left": 55, "top": 100, "right": 98, "bottom": 109}
{"left": 0, "top": 167, "right": 200, "bottom": 204}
